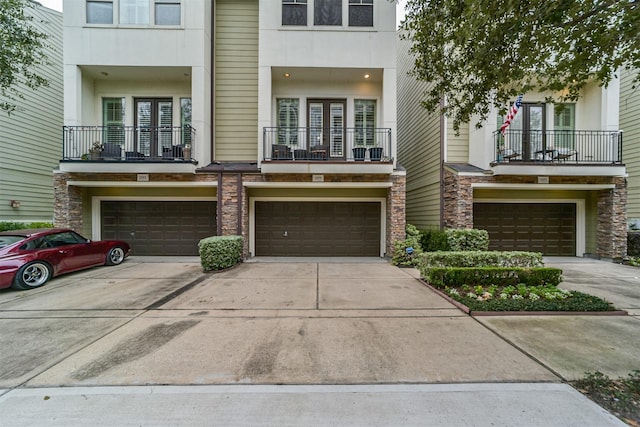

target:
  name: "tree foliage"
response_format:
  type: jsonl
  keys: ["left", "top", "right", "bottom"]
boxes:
{"left": 400, "top": 0, "right": 640, "bottom": 131}
{"left": 0, "top": 0, "right": 49, "bottom": 113}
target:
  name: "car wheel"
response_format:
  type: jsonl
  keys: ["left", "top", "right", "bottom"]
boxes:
{"left": 106, "top": 246, "right": 126, "bottom": 266}
{"left": 12, "top": 261, "right": 52, "bottom": 290}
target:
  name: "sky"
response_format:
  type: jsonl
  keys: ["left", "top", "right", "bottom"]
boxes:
{"left": 35, "top": 0, "right": 408, "bottom": 27}
{"left": 35, "top": 0, "right": 63, "bottom": 12}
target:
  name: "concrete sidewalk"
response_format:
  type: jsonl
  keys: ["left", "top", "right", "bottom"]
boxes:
{"left": 0, "top": 384, "right": 624, "bottom": 427}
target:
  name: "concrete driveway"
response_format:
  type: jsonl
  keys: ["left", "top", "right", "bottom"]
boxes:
{"left": 1, "top": 257, "right": 635, "bottom": 426}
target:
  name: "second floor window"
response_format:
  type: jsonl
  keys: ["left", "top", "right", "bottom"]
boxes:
{"left": 87, "top": 0, "right": 113, "bottom": 24}
{"left": 349, "top": 0, "right": 373, "bottom": 27}
{"left": 315, "top": 0, "right": 342, "bottom": 26}
{"left": 120, "top": 0, "right": 149, "bottom": 25}
{"left": 282, "top": 0, "right": 307, "bottom": 26}
{"left": 87, "top": 0, "right": 180, "bottom": 26}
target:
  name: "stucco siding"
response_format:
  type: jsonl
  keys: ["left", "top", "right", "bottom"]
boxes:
{"left": 215, "top": 0, "right": 259, "bottom": 161}
{"left": 396, "top": 35, "right": 441, "bottom": 228}
{"left": 0, "top": 5, "right": 62, "bottom": 221}
{"left": 621, "top": 68, "right": 640, "bottom": 221}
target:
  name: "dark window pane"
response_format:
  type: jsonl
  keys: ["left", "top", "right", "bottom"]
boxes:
{"left": 282, "top": 1, "right": 307, "bottom": 26}
{"left": 315, "top": 0, "right": 342, "bottom": 26}
{"left": 87, "top": 1, "right": 113, "bottom": 24}
{"left": 349, "top": 0, "right": 373, "bottom": 27}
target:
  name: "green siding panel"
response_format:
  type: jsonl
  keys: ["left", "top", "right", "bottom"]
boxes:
{"left": 621, "top": 68, "right": 640, "bottom": 220}
{"left": 215, "top": 0, "right": 259, "bottom": 162}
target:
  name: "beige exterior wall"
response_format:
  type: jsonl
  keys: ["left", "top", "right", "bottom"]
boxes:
{"left": 396, "top": 35, "right": 441, "bottom": 229}
{"left": 445, "top": 120, "right": 469, "bottom": 163}
{"left": 0, "top": 4, "right": 62, "bottom": 222}
{"left": 215, "top": 0, "right": 259, "bottom": 162}
{"left": 621, "top": 68, "right": 640, "bottom": 223}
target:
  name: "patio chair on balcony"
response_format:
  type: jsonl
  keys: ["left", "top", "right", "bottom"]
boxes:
{"left": 272, "top": 144, "right": 292, "bottom": 160}
{"left": 553, "top": 148, "right": 577, "bottom": 162}
{"left": 310, "top": 145, "right": 328, "bottom": 160}
{"left": 500, "top": 148, "right": 520, "bottom": 162}
{"left": 100, "top": 143, "right": 122, "bottom": 160}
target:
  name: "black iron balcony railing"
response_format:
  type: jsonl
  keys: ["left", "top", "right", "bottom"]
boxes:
{"left": 494, "top": 129, "right": 622, "bottom": 165}
{"left": 263, "top": 127, "right": 392, "bottom": 162}
{"left": 62, "top": 125, "right": 195, "bottom": 161}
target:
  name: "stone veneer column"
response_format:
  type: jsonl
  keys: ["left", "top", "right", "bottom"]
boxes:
{"left": 220, "top": 174, "right": 240, "bottom": 236}
{"left": 597, "top": 177, "right": 627, "bottom": 259}
{"left": 53, "top": 172, "right": 83, "bottom": 231}
{"left": 442, "top": 170, "right": 474, "bottom": 229}
{"left": 387, "top": 172, "right": 406, "bottom": 256}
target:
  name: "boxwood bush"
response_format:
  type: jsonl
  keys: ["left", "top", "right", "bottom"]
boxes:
{"left": 198, "top": 235, "right": 243, "bottom": 271}
{"left": 445, "top": 228, "right": 489, "bottom": 251}
{"left": 423, "top": 267, "right": 563, "bottom": 288}
{"left": 391, "top": 224, "right": 423, "bottom": 267}
{"left": 0, "top": 222, "right": 54, "bottom": 232}
{"left": 419, "top": 228, "right": 450, "bottom": 252}
{"left": 628, "top": 231, "right": 640, "bottom": 257}
{"left": 419, "top": 251, "right": 544, "bottom": 268}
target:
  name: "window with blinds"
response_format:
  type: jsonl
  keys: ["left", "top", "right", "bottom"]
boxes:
{"left": 354, "top": 99, "right": 376, "bottom": 146}
{"left": 155, "top": 0, "right": 180, "bottom": 25}
{"left": 554, "top": 103, "right": 575, "bottom": 149}
{"left": 282, "top": 0, "right": 307, "bottom": 25}
{"left": 349, "top": 0, "right": 373, "bottom": 27}
{"left": 277, "top": 98, "right": 299, "bottom": 145}
{"left": 120, "top": 0, "right": 149, "bottom": 25}
{"left": 314, "top": 0, "right": 342, "bottom": 25}
{"left": 102, "top": 98, "right": 125, "bottom": 145}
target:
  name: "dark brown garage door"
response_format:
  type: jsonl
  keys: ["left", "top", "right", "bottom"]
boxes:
{"left": 473, "top": 203, "right": 576, "bottom": 256}
{"left": 255, "top": 202, "right": 381, "bottom": 256}
{"left": 101, "top": 201, "right": 217, "bottom": 256}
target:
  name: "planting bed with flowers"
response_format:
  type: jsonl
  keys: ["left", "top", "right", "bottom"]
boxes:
{"left": 443, "top": 283, "right": 614, "bottom": 312}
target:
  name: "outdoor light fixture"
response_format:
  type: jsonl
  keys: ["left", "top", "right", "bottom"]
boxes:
{"left": 10, "top": 200, "right": 20, "bottom": 208}
{"left": 364, "top": 74, "right": 370, "bottom": 79}
{"left": 284, "top": 73, "right": 291, "bottom": 78}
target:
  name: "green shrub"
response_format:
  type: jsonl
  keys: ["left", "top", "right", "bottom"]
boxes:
{"left": 0, "top": 222, "right": 54, "bottom": 232}
{"left": 392, "top": 224, "right": 423, "bottom": 267}
{"left": 445, "top": 228, "right": 489, "bottom": 251}
{"left": 423, "top": 267, "right": 563, "bottom": 288}
{"left": 418, "top": 251, "right": 544, "bottom": 268}
{"left": 452, "top": 289, "right": 614, "bottom": 312}
{"left": 628, "top": 231, "right": 640, "bottom": 257}
{"left": 198, "top": 235, "right": 243, "bottom": 271}
{"left": 419, "top": 228, "right": 450, "bottom": 252}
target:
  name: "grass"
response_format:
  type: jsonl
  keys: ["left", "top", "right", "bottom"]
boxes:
{"left": 441, "top": 283, "right": 616, "bottom": 312}
{"left": 572, "top": 371, "right": 640, "bottom": 425}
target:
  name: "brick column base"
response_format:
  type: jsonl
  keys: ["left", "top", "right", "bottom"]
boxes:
{"left": 597, "top": 177, "right": 627, "bottom": 259}
{"left": 53, "top": 172, "right": 83, "bottom": 232}
{"left": 387, "top": 172, "right": 406, "bottom": 256}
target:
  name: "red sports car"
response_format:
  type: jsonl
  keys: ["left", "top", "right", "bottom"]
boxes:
{"left": 0, "top": 228, "right": 130, "bottom": 290}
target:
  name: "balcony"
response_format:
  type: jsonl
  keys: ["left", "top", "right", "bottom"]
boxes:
{"left": 60, "top": 126, "right": 196, "bottom": 173}
{"left": 493, "top": 130, "right": 622, "bottom": 164}
{"left": 262, "top": 127, "right": 393, "bottom": 174}
{"left": 62, "top": 125, "right": 195, "bottom": 161}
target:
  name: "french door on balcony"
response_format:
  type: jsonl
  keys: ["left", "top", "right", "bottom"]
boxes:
{"left": 308, "top": 99, "right": 346, "bottom": 159}
{"left": 135, "top": 98, "right": 173, "bottom": 158}
{"left": 510, "top": 103, "right": 546, "bottom": 161}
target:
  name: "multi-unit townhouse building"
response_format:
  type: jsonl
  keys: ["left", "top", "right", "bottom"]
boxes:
{"left": 56, "top": 0, "right": 404, "bottom": 257}
{"left": 397, "top": 37, "right": 627, "bottom": 259}
{"left": 0, "top": 3, "right": 62, "bottom": 222}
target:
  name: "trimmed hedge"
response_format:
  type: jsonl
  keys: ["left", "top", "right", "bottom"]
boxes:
{"left": 419, "top": 251, "right": 544, "bottom": 268}
{"left": 445, "top": 228, "right": 489, "bottom": 251}
{"left": 419, "top": 228, "right": 450, "bottom": 252}
{"left": 0, "top": 222, "right": 54, "bottom": 232}
{"left": 198, "top": 235, "right": 243, "bottom": 271}
{"left": 455, "top": 290, "right": 614, "bottom": 312}
{"left": 423, "top": 267, "right": 563, "bottom": 288}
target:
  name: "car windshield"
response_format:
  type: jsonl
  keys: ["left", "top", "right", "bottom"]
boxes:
{"left": 0, "top": 235, "right": 27, "bottom": 249}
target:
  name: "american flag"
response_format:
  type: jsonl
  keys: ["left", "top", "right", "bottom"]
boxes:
{"left": 500, "top": 94, "right": 523, "bottom": 135}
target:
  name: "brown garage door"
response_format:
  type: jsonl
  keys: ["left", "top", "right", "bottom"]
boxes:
{"left": 101, "top": 201, "right": 217, "bottom": 256}
{"left": 255, "top": 202, "right": 381, "bottom": 256}
{"left": 473, "top": 203, "right": 576, "bottom": 256}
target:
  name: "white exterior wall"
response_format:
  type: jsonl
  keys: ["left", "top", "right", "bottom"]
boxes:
{"left": 257, "top": 0, "right": 397, "bottom": 165}
{"left": 63, "top": 0, "right": 212, "bottom": 164}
